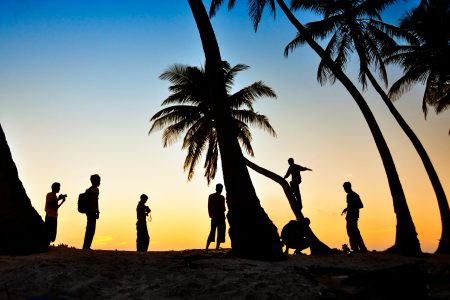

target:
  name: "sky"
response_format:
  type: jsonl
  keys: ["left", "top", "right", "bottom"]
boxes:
{"left": 0, "top": 0, "right": 448, "bottom": 253}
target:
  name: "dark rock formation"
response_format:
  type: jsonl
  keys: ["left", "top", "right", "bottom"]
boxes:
{"left": 0, "top": 124, "right": 48, "bottom": 254}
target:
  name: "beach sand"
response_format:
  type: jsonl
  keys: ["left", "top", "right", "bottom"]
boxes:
{"left": 0, "top": 247, "right": 449, "bottom": 299}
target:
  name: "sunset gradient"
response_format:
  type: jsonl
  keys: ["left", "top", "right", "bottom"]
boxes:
{"left": 0, "top": 0, "right": 448, "bottom": 253}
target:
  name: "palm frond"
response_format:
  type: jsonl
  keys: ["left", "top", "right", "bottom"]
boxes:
{"left": 149, "top": 105, "right": 201, "bottom": 134}
{"left": 357, "top": 0, "right": 397, "bottom": 19}
{"left": 388, "top": 67, "right": 430, "bottom": 101}
{"left": 209, "top": 0, "right": 226, "bottom": 17}
{"left": 290, "top": 0, "right": 328, "bottom": 14}
{"left": 284, "top": 32, "right": 308, "bottom": 57}
{"left": 232, "top": 109, "right": 277, "bottom": 137}
{"left": 248, "top": 0, "right": 276, "bottom": 31}
{"left": 203, "top": 134, "right": 219, "bottom": 184}
{"left": 229, "top": 81, "right": 277, "bottom": 109}
{"left": 235, "top": 121, "right": 254, "bottom": 156}
{"left": 224, "top": 63, "right": 250, "bottom": 91}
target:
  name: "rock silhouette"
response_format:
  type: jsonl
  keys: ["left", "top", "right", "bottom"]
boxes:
{"left": 0, "top": 124, "right": 49, "bottom": 254}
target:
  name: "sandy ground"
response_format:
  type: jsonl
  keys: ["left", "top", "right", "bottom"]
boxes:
{"left": 0, "top": 247, "right": 449, "bottom": 300}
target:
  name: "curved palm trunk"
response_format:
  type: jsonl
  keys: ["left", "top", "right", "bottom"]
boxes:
{"left": 0, "top": 124, "right": 49, "bottom": 254}
{"left": 275, "top": 0, "right": 421, "bottom": 255}
{"left": 244, "top": 158, "right": 303, "bottom": 220}
{"left": 244, "top": 158, "right": 337, "bottom": 254}
{"left": 188, "top": 0, "right": 283, "bottom": 260}
{"left": 365, "top": 70, "right": 450, "bottom": 253}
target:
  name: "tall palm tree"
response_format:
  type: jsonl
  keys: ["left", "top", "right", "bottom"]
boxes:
{"left": 284, "top": 0, "right": 450, "bottom": 253}
{"left": 210, "top": 0, "right": 422, "bottom": 255}
{"left": 150, "top": 62, "right": 337, "bottom": 253}
{"left": 161, "top": 1, "right": 284, "bottom": 260}
{"left": 150, "top": 61, "right": 277, "bottom": 185}
{"left": 387, "top": 0, "right": 450, "bottom": 118}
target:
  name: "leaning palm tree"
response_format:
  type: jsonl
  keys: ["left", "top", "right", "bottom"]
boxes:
{"left": 150, "top": 61, "right": 277, "bottom": 184}
{"left": 387, "top": 0, "right": 450, "bottom": 118}
{"left": 284, "top": 0, "right": 450, "bottom": 253}
{"left": 210, "top": 0, "right": 422, "bottom": 255}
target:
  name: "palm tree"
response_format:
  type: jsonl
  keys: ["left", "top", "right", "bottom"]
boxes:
{"left": 150, "top": 62, "right": 337, "bottom": 253}
{"left": 387, "top": 0, "right": 450, "bottom": 118}
{"left": 210, "top": 0, "right": 422, "bottom": 255}
{"left": 150, "top": 61, "right": 277, "bottom": 185}
{"left": 284, "top": 0, "right": 450, "bottom": 253}
{"left": 159, "top": 2, "right": 284, "bottom": 260}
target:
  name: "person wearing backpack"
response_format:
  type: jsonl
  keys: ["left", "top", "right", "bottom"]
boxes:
{"left": 341, "top": 181, "right": 367, "bottom": 253}
{"left": 82, "top": 174, "right": 101, "bottom": 250}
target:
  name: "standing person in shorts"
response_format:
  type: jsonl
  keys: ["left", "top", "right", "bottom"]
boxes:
{"left": 206, "top": 183, "right": 226, "bottom": 250}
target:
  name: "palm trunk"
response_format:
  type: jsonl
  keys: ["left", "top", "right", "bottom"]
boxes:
{"left": 0, "top": 124, "right": 49, "bottom": 254}
{"left": 365, "top": 69, "right": 450, "bottom": 254}
{"left": 275, "top": 0, "right": 421, "bottom": 255}
{"left": 188, "top": 0, "right": 283, "bottom": 260}
{"left": 244, "top": 158, "right": 303, "bottom": 220}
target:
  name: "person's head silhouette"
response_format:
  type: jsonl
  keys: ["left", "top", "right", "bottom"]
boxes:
{"left": 288, "top": 158, "right": 294, "bottom": 165}
{"left": 51, "top": 182, "right": 61, "bottom": 193}
{"left": 216, "top": 183, "right": 223, "bottom": 194}
{"left": 343, "top": 181, "right": 352, "bottom": 193}
{"left": 90, "top": 174, "right": 101, "bottom": 187}
{"left": 140, "top": 194, "right": 148, "bottom": 203}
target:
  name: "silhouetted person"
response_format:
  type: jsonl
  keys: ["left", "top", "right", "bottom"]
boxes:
{"left": 283, "top": 158, "right": 312, "bottom": 210}
{"left": 45, "top": 182, "right": 67, "bottom": 243}
{"left": 206, "top": 183, "right": 226, "bottom": 250}
{"left": 82, "top": 174, "right": 101, "bottom": 250}
{"left": 342, "top": 182, "right": 367, "bottom": 253}
{"left": 281, "top": 218, "right": 310, "bottom": 254}
{"left": 136, "top": 194, "right": 150, "bottom": 252}
{"left": 281, "top": 218, "right": 335, "bottom": 255}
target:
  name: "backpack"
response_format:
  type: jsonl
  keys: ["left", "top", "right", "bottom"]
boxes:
{"left": 78, "top": 192, "right": 88, "bottom": 213}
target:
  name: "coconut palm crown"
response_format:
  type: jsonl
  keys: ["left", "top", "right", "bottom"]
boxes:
{"left": 284, "top": 0, "right": 405, "bottom": 89}
{"left": 386, "top": 0, "right": 450, "bottom": 117}
{"left": 150, "top": 61, "right": 277, "bottom": 184}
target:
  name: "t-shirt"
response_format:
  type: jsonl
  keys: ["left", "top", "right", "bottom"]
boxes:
{"left": 86, "top": 186, "right": 99, "bottom": 213}
{"left": 136, "top": 201, "right": 148, "bottom": 223}
{"left": 45, "top": 192, "right": 58, "bottom": 218}
{"left": 208, "top": 193, "right": 226, "bottom": 219}
{"left": 285, "top": 164, "right": 309, "bottom": 183}
{"left": 346, "top": 191, "right": 363, "bottom": 220}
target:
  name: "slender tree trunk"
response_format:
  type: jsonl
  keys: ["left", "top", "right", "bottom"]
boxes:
{"left": 365, "top": 70, "right": 450, "bottom": 253}
{"left": 0, "top": 124, "right": 49, "bottom": 254}
{"left": 276, "top": 0, "right": 421, "bottom": 255}
{"left": 188, "top": 0, "right": 283, "bottom": 260}
{"left": 244, "top": 158, "right": 303, "bottom": 220}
